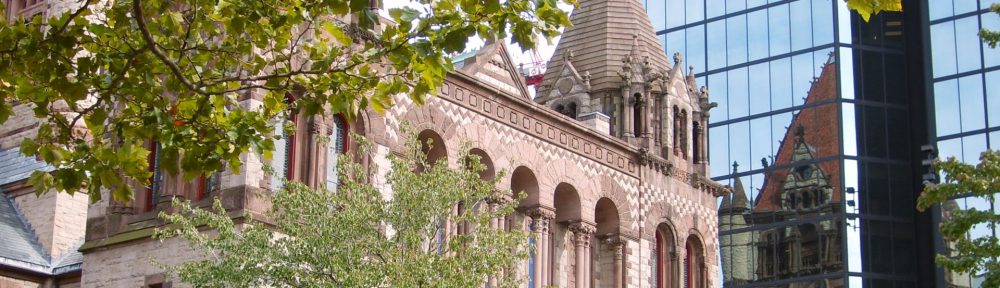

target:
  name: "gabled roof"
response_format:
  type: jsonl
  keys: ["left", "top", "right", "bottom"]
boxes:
{"left": 453, "top": 41, "right": 532, "bottom": 100}
{"left": 752, "top": 56, "right": 841, "bottom": 212}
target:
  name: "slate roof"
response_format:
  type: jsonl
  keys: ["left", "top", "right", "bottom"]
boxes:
{"left": 0, "top": 192, "right": 51, "bottom": 272}
{"left": 51, "top": 240, "right": 84, "bottom": 275}
{"left": 0, "top": 148, "right": 81, "bottom": 276}
{"left": 451, "top": 49, "right": 479, "bottom": 69}
{"left": 0, "top": 148, "right": 52, "bottom": 186}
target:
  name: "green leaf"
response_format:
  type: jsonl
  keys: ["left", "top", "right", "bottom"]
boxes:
{"left": 324, "top": 23, "right": 352, "bottom": 46}
{"left": 442, "top": 29, "right": 468, "bottom": 54}
{"left": 0, "top": 102, "right": 10, "bottom": 124}
{"left": 27, "top": 171, "right": 54, "bottom": 196}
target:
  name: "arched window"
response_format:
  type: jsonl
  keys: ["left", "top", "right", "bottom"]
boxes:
{"left": 799, "top": 224, "right": 819, "bottom": 269}
{"left": 271, "top": 114, "right": 297, "bottom": 189}
{"left": 685, "top": 236, "right": 704, "bottom": 288}
{"left": 672, "top": 106, "right": 680, "bottom": 156}
{"left": 802, "top": 191, "right": 813, "bottom": 209}
{"left": 692, "top": 121, "right": 702, "bottom": 163}
{"left": 196, "top": 173, "right": 220, "bottom": 201}
{"left": 680, "top": 110, "right": 688, "bottom": 159}
{"left": 633, "top": 93, "right": 643, "bottom": 135}
{"left": 566, "top": 102, "right": 578, "bottom": 118}
{"left": 144, "top": 141, "right": 163, "bottom": 212}
{"left": 326, "top": 116, "right": 348, "bottom": 189}
{"left": 655, "top": 224, "right": 677, "bottom": 288}
{"left": 684, "top": 243, "right": 691, "bottom": 288}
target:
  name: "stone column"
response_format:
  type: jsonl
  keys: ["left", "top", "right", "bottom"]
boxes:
{"left": 622, "top": 90, "right": 634, "bottom": 139}
{"left": 528, "top": 207, "right": 555, "bottom": 287}
{"left": 698, "top": 256, "right": 708, "bottom": 288}
{"left": 570, "top": 221, "right": 595, "bottom": 288}
{"left": 606, "top": 236, "right": 626, "bottom": 288}
{"left": 487, "top": 201, "right": 499, "bottom": 287}
{"left": 670, "top": 251, "right": 680, "bottom": 288}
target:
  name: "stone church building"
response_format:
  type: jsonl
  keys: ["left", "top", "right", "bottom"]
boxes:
{"left": 0, "top": 0, "right": 729, "bottom": 287}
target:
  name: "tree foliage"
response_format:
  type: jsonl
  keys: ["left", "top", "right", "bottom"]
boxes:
{"left": 982, "top": 3, "right": 1000, "bottom": 48}
{"left": 154, "top": 136, "right": 530, "bottom": 287}
{"left": 0, "top": 0, "right": 573, "bottom": 203}
{"left": 918, "top": 150, "right": 1000, "bottom": 287}
{"left": 845, "top": 0, "right": 901, "bottom": 22}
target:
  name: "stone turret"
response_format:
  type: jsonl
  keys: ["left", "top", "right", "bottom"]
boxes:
{"left": 719, "top": 163, "right": 755, "bottom": 285}
{"left": 535, "top": 0, "right": 716, "bottom": 170}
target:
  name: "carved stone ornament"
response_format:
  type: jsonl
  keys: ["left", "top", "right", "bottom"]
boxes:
{"left": 526, "top": 206, "right": 556, "bottom": 221}
{"left": 569, "top": 221, "right": 597, "bottom": 246}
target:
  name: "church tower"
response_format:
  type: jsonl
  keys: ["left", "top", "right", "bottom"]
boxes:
{"left": 719, "top": 163, "right": 756, "bottom": 286}
{"left": 535, "top": 0, "right": 715, "bottom": 171}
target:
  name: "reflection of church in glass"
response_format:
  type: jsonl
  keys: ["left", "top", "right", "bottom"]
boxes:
{"left": 719, "top": 56, "right": 845, "bottom": 288}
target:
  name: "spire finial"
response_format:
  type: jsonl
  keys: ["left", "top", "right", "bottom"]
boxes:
{"left": 732, "top": 161, "right": 739, "bottom": 174}
{"left": 795, "top": 125, "right": 806, "bottom": 143}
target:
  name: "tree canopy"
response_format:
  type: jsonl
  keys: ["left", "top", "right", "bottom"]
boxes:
{"left": 0, "top": 0, "right": 572, "bottom": 203}
{"left": 982, "top": 3, "right": 1000, "bottom": 48}
{"left": 845, "top": 0, "right": 902, "bottom": 21}
{"left": 154, "top": 136, "right": 530, "bottom": 287}
{"left": 918, "top": 150, "right": 1000, "bottom": 287}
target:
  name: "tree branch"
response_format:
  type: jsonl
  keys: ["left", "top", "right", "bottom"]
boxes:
{"left": 132, "top": 0, "right": 213, "bottom": 96}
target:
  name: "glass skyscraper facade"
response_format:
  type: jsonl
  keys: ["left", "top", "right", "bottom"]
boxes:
{"left": 644, "top": 0, "right": 945, "bottom": 287}
{"left": 928, "top": 1, "right": 1000, "bottom": 287}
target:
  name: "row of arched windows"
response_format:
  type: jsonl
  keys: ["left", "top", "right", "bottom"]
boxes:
{"left": 139, "top": 141, "right": 222, "bottom": 212}
{"left": 653, "top": 224, "right": 707, "bottom": 288}
{"left": 269, "top": 112, "right": 350, "bottom": 190}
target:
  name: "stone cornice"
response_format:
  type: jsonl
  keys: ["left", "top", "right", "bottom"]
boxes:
{"left": 444, "top": 72, "right": 640, "bottom": 177}
{"left": 637, "top": 150, "right": 730, "bottom": 197}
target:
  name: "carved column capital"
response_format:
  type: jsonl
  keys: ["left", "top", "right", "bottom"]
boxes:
{"left": 525, "top": 206, "right": 556, "bottom": 220}
{"left": 526, "top": 206, "right": 555, "bottom": 233}
{"left": 569, "top": 221, "right": 596, "bottom": 246}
